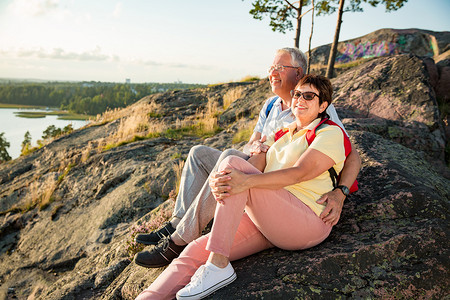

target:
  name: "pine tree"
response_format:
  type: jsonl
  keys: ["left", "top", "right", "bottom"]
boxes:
{"left": 0, "top": 132, "right": 12, "bottom": 163}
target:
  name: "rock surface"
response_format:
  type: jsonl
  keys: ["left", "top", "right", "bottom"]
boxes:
{"left": 0, "top": 38, "right": 449, "bottom": 299}
{"left": 308, "top": 28, "right": 450, "bottom": 67}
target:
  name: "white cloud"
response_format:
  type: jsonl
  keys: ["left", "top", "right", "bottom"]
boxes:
{"left": 4, "top": 46, "right": 112, "bottom": 62}
{"left": 0, "top": 47, "right": 214, "bottom": 72}
{"left": 112, "top": 2, "right": 122, "bottom": 18}
{"left": 9, "top": 0, "right": 60, "bottom": 17}
{"left": 137, "top": 59, "right": 213, "bottom": 71}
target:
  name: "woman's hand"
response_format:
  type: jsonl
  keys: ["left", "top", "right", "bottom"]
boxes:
{"left": 209, "top": 171, "right": 231, "bottom": 204}
{"left": 209, "top": 169, "right": 251, "bottom": 204}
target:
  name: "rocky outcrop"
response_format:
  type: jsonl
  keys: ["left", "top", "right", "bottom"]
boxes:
{"left": 332, "top": 54, "right": 446, "bottom": 162}
{"left": 308, "top": 28, "right": 450, "bottom": 66}
{"left": 0, "top": 47, "right": 449, "bottom": 298}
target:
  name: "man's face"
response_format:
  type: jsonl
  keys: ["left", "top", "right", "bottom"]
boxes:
{"left": 268, "top": 52, "right": 301, "bottom": 96}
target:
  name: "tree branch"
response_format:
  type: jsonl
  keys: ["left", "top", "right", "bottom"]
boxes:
{"left": 284, "top": 0, "right": 298, "bottom": 11}
{"left": 298, "top": 7, "right": 314, "bottom": 19}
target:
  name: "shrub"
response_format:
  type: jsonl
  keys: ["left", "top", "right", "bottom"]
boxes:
{"left": 126, "top": 194, "right": 175, "bottom": 259}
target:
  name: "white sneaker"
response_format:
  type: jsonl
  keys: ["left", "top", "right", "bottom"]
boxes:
{"left": 176, "top": 262, "right": 237, "bottom": 299}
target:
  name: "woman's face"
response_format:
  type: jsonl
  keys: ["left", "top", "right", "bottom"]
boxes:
{"left": 291, "top": 83, "right": 328, "bottom": 124}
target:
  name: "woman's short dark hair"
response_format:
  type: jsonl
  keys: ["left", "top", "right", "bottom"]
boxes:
{"left": 297, "top": 74, "right": 333, "bottom": 119}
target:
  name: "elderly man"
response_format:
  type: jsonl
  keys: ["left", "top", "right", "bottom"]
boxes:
{"left": 134, "top": 47, "right": 361, "bottom": 268}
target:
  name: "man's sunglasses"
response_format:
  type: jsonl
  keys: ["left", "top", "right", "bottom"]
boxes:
{"left": 290, "top": 90, "right": 320, "bottom": 101}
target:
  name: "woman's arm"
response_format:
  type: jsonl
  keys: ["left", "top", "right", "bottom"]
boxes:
{"left": 247, "top": 152, "right": 266, "bottom": 172}
{"left": 213, "top": 147, "right": 335, "bottom": 200}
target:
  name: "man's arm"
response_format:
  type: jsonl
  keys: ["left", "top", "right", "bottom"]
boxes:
{"left": 242, "top": 132, "right": 269, "bottom": 156}
{"left": 316, "top": 143, "right": 361, "bottom": 226}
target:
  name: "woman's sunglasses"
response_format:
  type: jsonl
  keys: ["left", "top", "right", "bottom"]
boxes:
{"left": 290, "top": 90, "right": 320, "bottom": 101}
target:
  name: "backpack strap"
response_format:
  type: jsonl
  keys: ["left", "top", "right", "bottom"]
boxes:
{"left": 306, "top": 118, "right": 358, "bottom": 194}
{"left": 265, "top": 96, "right": 279, "bottom": 117}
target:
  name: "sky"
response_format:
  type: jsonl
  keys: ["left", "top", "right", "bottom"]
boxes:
{"left": 0, "top": 0, "right": 449, "bottom": 85}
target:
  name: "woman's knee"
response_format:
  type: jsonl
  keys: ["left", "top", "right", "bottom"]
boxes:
{"left": 218, "top": 155, "right": 248, "bottom": 172}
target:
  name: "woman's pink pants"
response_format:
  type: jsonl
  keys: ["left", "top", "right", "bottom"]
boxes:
{"left": 136, "top": 156, "right": 332, "bottom": 300}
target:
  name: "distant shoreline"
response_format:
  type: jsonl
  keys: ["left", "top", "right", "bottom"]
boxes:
{"left": 0, "top": 103, "right": 93, "bottom": 120}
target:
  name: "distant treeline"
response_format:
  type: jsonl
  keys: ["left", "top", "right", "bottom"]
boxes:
{"left": 0, "top": 81, "right": 205, "bottom": 115}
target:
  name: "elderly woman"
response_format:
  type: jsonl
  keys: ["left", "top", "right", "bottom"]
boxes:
{"left": 136, "top": 74, "right": 349, "bottom": 300}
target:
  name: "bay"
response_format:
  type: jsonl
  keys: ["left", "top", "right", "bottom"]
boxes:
{"left": 0, "top": 108, "right": 88, "bottom": 159}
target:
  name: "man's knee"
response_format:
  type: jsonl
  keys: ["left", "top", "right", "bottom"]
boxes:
{"left": 189, "top": 145, "right": 211, "bottom": 160}
{"left": 221, "top": 148, "right": 238, "bottom": 158}
{"left": 219, "top": 148, "right": 248, "bottom": 162}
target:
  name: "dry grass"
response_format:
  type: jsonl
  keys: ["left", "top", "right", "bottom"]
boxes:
{"left": 26, "top": 175, "right": 58, "bottom": 211}
{"left": 172, "top": 160, "right": 185, "bottom": 196}
{"left": 90, "top": 96, "right": 223, "bottom": 152}
{"left": 90, "top": 101, "right": 162, "bottom": 126}
{"left": 81, "top": 141, "right": 94, "bottom": 162}
{"left": 232, "top": 118, "right": 258, "bottom": 144}
{"left": 193, "top": 111, "right": 219, "bottom": 136}
{"left": 223, "top": 87, "right": 244, "bottom": 110}
{"left": 91, "top": 107, "right": 124, "bottom": 125}
{"left": 100, "top": 104, "right": 168, "bottom": 151}
{"left": 39, "top": 176, "right": 58, "bottom": 210}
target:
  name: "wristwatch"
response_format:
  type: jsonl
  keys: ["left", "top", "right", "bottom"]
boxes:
{"left": 334, "top": 185, "right": 350, "bottom": 197}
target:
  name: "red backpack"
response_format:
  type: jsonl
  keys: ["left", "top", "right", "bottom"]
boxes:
{"left": 274, "top": 118, "right": 359, "bottom": 194}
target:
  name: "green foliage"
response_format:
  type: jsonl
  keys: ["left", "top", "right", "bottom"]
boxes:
{"left": 171, "top": 152, "right": 182, "bottom": 160}
{"left": 21, "top": 131, "right": 32, "bottom": 154}
{"left": 241, "top": 76, "right": 261, "bottom": 82}
{"left": 0, "top": 132, "right": 11, "bottom": 163}
{"left": 249, "top": 0, "right": 298, "bottom": 34}
{"left": 42, "top": 124, "right": 73, "bottom": 140}
{"left": 42, "top": 125, "right": 62, "bottom": 139}
{"left": 148, "top": 112, "right": 163, "bottom": 118}
{"left": 0, "top": 81, "right": 205, "bottom": 116}
{"left": 315, "top": 0, "right": 408, "bottom": 15}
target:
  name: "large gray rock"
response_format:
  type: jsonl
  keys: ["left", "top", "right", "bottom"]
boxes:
{"left": 332, "top": 54, "right": 446, "bottom": 162}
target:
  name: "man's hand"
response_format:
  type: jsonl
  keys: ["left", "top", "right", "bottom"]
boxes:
{"left": 249, "top": 136, "right": 269, "bottom": 156}
{"left": 316, "top": 189, "right": 346, "bottom": 226}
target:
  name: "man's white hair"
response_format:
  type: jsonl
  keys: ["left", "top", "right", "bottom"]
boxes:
{"left": 277, "top": 47, "right": 308, "bottom": 74}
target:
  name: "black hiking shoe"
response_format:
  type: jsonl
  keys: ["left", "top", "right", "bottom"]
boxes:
{"left": 134, "top": 236, "right": 186, "bottom": 268}
{"left": 135, "top": 221, "right": 176, "bottom": 245}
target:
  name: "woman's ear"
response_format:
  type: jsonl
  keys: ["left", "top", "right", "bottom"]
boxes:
{"left": 319, "top": 101, "right": 328, "bottom": 113}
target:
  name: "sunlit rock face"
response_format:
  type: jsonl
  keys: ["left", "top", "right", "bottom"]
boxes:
{"left": 0, "top": 47, "right": 448, "bottom": 299}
